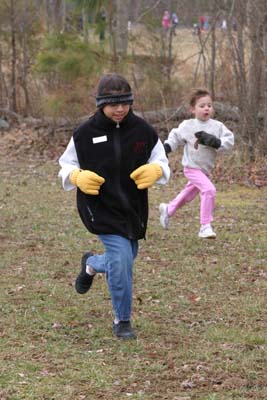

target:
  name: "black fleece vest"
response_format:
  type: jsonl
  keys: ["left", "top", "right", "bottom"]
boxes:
{"left": 73, "top": 109, "right": 158, "bottom": 240}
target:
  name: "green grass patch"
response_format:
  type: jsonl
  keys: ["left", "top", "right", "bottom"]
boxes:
{"left": 1, "top": 158, "right": 267, "bottom": 399}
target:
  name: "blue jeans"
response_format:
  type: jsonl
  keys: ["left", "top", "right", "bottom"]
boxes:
{"left": 86, "top": 234, "right": 139, "bottom": 321}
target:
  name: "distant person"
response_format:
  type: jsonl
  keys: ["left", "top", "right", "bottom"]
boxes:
{"left": 199, "top": 15, "right": 205, "bottom": 31}
{"left": 162, "top": 10, "right": 171, "bottom": 36}
{"left": 193, "top": 23, "right": 200, "bottom": 36}
{"left": 232, "top": 19, "right": 237, "bottom": 31}
{"left": 58, "top": 73, "right": 170, "bottom": 340}
{"left": 171, "top": 12, "right": 179, "bottom": 35}
{"left": 221, "top": 19, "right": 227, "bottom": 30}
{"left": 203, "top": 15, "right": 209, "bottom": 30}
{"left": 159, "top": 88, "right": 234, "bottom": 238}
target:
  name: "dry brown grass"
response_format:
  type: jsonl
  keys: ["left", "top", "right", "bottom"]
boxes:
{"left": 0, "top": 146, "right": 266, "bottom": 399}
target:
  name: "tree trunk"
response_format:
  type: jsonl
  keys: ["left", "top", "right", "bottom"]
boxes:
{"left": 45, "top": 0, "right": 64, "bottom": 33}
{"left": 263, "top": 12, "right": 267, "bottom": 154}
{"left": 107, "top": 1, "right": 117, "bottom": 69}
{"left": 247, "top": 0, "right": 264, "bottom": 160}
{"left": 0, "top": 45, "right": 3, "bottom": 109}
{"left": 209, "top": 6, "right": 218, "bottom": 98}
{"left": 20, "top": 28, "right": 31, "bottom": 115}
{"left": 10, "top": 0, "right": 17, "bottom": 112}
{"left": 43, "top": 0, "right": 50, "bottom": 32}
{"left": 61, "top": 0, "right": 66, "bottom": 32}
{"left": 129, "top": 0, "right": 142, "bottom": 23}
{"left": 82, "top": 6, "right": 89, "bottom": 43}
{"left": 115, "top": 0, "right": 129, "bottom": 56}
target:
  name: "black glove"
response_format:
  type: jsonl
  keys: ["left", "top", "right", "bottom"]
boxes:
{"left": 194, "top": 131, "right": 221, "bottom": 149}
{"left": 164, "top": 143, "right": 172, "bottom": 157}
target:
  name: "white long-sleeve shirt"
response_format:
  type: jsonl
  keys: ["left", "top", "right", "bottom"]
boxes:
{"left": 165, "top": 118, "right": 234, "bottom": 174}
{"left": 59, "top": 137, "right": 170, "bottom": 191}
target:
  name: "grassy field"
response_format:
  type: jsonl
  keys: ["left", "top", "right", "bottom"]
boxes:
{"left": 0, "top": 154, "right": 267, "bottom": 400}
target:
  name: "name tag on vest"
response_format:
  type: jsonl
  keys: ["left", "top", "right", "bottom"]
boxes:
{"left": 93, "top": 135, "right": 107, "bottom": 144}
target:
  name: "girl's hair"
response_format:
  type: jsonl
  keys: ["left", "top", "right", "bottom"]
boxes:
{"left": 189, "top": 88, "right": 212, "bottom": 107}
{"left": 97, "top": 73, "right": 132, "bottom": 96}
{"left": 95, "top": 73, "right": 133, "bottom": 108}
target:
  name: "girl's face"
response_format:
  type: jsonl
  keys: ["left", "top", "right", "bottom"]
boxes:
{"left": 191, "top": 95, "right": 214, "bottom": 121}
{"left": 103, "top": 103, "right": 130, "bottom": 123}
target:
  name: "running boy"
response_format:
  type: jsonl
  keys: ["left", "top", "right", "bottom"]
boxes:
{"left": 159, "top": 88, "right": 234, "bottom": 238}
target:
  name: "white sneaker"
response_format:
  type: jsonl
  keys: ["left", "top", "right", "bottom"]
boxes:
{"left": 159, "top": 203, "right": 170, "bottom": 229}
{"left": 198, "top": 225, "right": 216, "bottom": 239}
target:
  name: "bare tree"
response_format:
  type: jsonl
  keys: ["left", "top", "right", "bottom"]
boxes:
{"left": 129, "top": 0, "right": 142, "bottom": 23}
{"left": 0, "top": 44, "right": 5, "bottom": 110}
{"left": 209, "top": 3, "right": 220, "bottom": 98}
{"left": 0, "top": 0, "right": 42, "bottom": 116}
{"left": 10, "top": 0, "right": 17, "bottom": 112}
{"left": 44, "top": 0, "right": 65, "bottom": 33}
{"left": 263, "top": 12, "right": 267, "bottom": 150}
{"left": 115, "top": 0, "right": 130, "bottom": 55}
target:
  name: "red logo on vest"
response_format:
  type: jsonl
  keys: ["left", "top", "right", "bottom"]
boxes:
{"left": 133, "top": 141, "right": 145, "bottom": 153}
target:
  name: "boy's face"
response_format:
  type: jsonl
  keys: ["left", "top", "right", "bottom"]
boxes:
{"left": 103, "top": 103, "right": 130, "bottom": 123}
{"left": 191, "top": 95, "right": 214, "bottom": 121}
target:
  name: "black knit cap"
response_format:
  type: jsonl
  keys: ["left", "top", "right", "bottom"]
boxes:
{"left": 96, "top": 73, "right": 133, "bottom": 108}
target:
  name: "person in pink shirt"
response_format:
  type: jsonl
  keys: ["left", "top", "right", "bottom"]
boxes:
{"left": 162, "top": 10, "right": 171, "bottom": 34}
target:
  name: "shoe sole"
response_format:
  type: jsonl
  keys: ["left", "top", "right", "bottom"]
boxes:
{"left": 114, "top": 333, "right": 137, "bottom": 340}
{"left": 198, "top": 234, "right": 216, "bottom": 239}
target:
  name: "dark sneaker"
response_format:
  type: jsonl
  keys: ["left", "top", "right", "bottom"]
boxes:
{"left": 113, "top": 321, "right": 136, "bottom": 340}
{"left": 75, "top": 252, "right": 94, "bottom": 294}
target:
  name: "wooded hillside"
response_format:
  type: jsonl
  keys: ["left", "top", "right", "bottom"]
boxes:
{"left": 1, "top": 0, "right": 267, "bottom": 162}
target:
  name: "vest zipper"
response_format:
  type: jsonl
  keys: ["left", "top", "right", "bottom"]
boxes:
{"left": 113, "top": 125, "right": 136, "bottom": 238}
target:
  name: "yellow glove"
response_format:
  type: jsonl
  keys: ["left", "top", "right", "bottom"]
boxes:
{"left": 69, "top": 169, "right": 105, "bottom": 195}
{"left": 130, "top": 163, "right": 163, "bottom": 189}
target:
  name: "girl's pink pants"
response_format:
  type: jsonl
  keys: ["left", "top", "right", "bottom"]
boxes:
{"left": 167, "top": 167, "right": 216, "bottom": 224}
